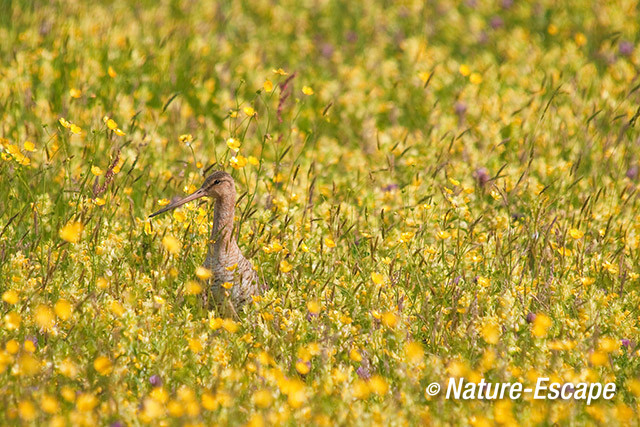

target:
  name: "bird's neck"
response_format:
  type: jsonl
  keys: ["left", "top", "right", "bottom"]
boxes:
{"left": 210, "top": 194, "right": 236, "bottom": 253}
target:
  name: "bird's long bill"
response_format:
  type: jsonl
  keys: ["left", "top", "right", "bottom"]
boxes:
{"left": 149, "top": 188, "right": 206, "bottom": 218}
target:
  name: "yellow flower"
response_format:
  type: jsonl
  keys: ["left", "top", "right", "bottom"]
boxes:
{"left": 59, "top": 117, "right": 71, "bottom": 128}
{"left": 225, "top": 263, "right": 238, "bottom": 271}
{"left": 93, "top": 197, "right": 106, "bottom": 206}
{"left": 109, "top": 300, "right": 125, "bottom": 317}
{"left": 158, "top": 198, "right": 170, "bottom": 206}
{"left": 404, "top": 341, "right": 424, "bottom": 364}
{"left": 59, "top": 358, "right": 78, "bottom": 378}
{"left": 279, "top": 259, "right": 293, "bottom": 273}
{"left": 272, "top": 68, "right": 288, "bottom": 75}
{"left": 91, "top": 165, "right": 104, "bottom": 176}
{"left": 263, "top": 80, "right": 274, "bottom": 92}
{"left": 226, "top": 137, "right": 241, "bottom": 151}
{"left": 371, "top": 271, "right": 384, "bottom": 285}
{"left": 185, "top": 281, "right": 203, "bottom": 295}
{"left": 459, "top": 64, "right": 471, "bottom": 76}
{"left": 69, "top": 88, "right": 82, "bottom": 98}
{"left": 41, "top": 394, "right": 59, "bottom": 414}
{"left": 307, "top": 300, "right": 321, "bottom": 314}
{"left": 35, "top": 304, "right": 55, "bottom": 330}
{"left": 96, "top": 277, "right": 109, "bottom": 289}
{"left": 532, "top": 313, "right": 552, "bottom": 338}
{"left": 296, "top": 361, "right": 310, "bottom": 374}
{"left": 247, "top": 156, "right": 259, "bottom": 166}
{"left": 481, "top": 321, "right": 500, "bottom": 345}
{"left": 324, "top": 237, "right": 336, "bottom": 248}
{"left": 477, "top": 276, "right": 491, "bottom": 287}
{"left": 23, "top": 141, "right": 35, "bottom": 152}
{"left": 381, "top": 311, "right": 398, "bottom": 328}
{"left": 221, "top": 281, "right": 233, "bottom": 289}
{"left": 69, "top": 124, "right": 82, "bottom": 134}
{"left": 93, "top": 356, "right": 113, "bottom": 375}
{"left": 569, "top": 228, "right": 584, "bottom": 239}
{"left": 253, "top": 390, "right": 273, "bottom": 408}
{"left": 172, "top": 210, "right": 186, "bottom": 222}
{"left": 76, "top": 393, "right": 98, "bottom": 411}
{"left": 418, "top": 71, "right": 431, "bottom": 83}
{"left": 18, "top": 354, "right": 40, "bottom": 375}
{"left": 54, "top": 299, "right": 73, "bottom": 320}
{"left": 627, "top": 379, "right": 640, "bottom": 396}
{"left": 244, "top": 106, "right": 256, "bottom": 117}
{"left": 229, "top": 155, "right": 247, "bottom": 169}
{"left": 114, "top": 128, "right": 126, "bottom": 136}
{"left": 222, "top": 318, "right": 238, "bottom": 333}
{"left": 18, "top": 400, "right": 37, "bottom": 421}
{"left": 6, "top": 339, "right": 19, "bottom": 354}
{"left": 598, "top": 337, "right": 618, "bottom": 353}
{"left": 590, "top": 351, "right": 608, "bottom": 366}
{"left": 61, "top": 386, "right": 76, "bottom": 402}
{"left": 302, "top": 86, "right": 314, "bottom": 95}
{"left": 574, "top": 32, "right": 587, "bottom": 46}
{"left": 352, "top": 379, "right": 370, "bottom": 399}
{"left": 162, "top": 235, "right": 181, "bottom": 255}
{"left": 142, "top": 398, "right": 164, "bottom": 420}
{"left": 179, "top": 134, "right": 193, "bottom": 144}
{"left": 24, "top": 340, "right": 36, "bottom": 353}
{"left": 106, "top": 118, "right": 118, "bottom": 130}
{"left": 107, "top": 66, "right": 117, "bottom": 77}
{"left": 2, "top": 290, "right": 19, "bottom": 304}
{"left": 195, "top": 266, "right": 212, "bottom": 280}
{"left": 188, "top": 337, "right": 203, "bottom": 353}
{"left": 369, "top": 375, "right": 389, "bottom": 395}
{"left": 4, "top": 311, "right": 21, "bottom": 329}
{"left": 547, "top": 24, "right": 558, "bottom": 35}
{"left": 580, "top": 277, "right": 595, "bottom": 286}
{"left": 61, "top": 218, "right": 85, "bottom": 242}
{"left": 469, "top": 72, "right": 483, "bottom": 85}
{"left": 437, "top": 230, "right": 451, "bottom": 239}
{"left": 399, "top": 231, "right": 414, "bottom": 243}
{"left": 349, "top": 349, "right": 362, "bottom": 362}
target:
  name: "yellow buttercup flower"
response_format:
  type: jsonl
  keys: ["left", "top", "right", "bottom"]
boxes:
{"left": 93, "top": 356, "right": 113, "bottom": 375}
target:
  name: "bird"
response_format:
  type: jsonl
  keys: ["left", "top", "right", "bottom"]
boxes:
{"left": 149, "top": 170, "right": 265, "bottom": 316}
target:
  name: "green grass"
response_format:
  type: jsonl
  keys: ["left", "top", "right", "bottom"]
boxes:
{"left": 1, "top": 0, "right": 640, "bottom": 425}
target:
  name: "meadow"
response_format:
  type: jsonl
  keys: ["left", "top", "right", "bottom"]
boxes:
{"left": 1, "top": 0, "right": 640, "bottom": 425}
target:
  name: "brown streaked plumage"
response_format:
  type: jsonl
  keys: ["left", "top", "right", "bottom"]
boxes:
{"left": 150, "top": 171, "right": 265, "bottom": 315}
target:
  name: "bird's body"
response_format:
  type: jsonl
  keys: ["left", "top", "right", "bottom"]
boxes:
{"left": 150, "top": 171, "right": 264, "bottom": 315}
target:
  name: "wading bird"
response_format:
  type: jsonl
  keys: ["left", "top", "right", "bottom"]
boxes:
{"left": 149, "top": 171, "right": 264, "bottom": 316}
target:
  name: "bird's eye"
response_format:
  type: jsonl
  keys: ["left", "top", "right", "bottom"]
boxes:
{"left": 213, "top": 179, "right": 221, "bottom": 185}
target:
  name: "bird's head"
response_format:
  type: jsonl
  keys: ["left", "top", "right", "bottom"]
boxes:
{"left": 149, "top": 171, "right": 235, "bottom": 218}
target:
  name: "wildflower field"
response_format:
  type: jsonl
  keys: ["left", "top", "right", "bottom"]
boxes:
{"left": 1, "top": 0, "right": 640, "bottom": 425}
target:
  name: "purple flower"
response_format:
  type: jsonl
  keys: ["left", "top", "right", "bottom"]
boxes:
{"left": 526, "top": 312, "right": 536, "bottom": 323}
{"left": 149, "top": 375, "right": 162, "bottom": 387}
{"left": 383, "top": 183, "right": 399, "bottom": 192}
{"left": 621, "top": 339, "right": 631, "bottom": 348}
{"left": 626, "top": 165, "right": 638, "bottom": 180}
{"left": 501, "top": 0, "right": 514, "bottom": 9}
{"left": 356, "top": 366, "right": 371, "bottom": 380}
{"left": 455, "top": 101, "right": 467, "bottom": 117}
{"left": 321, "top": 43, "right": 334, "bottom": 59}
{"left": 473, "top": 167, "right": 490, "bottom": 187}
{"left": 490, "top": 16, "right": 504, "bottom": 30}
{"left": 110, "top": 422, "right": 125, "bottom": 427}
{"left": 619, "top": 40, "right": 634, "bottom": 57}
